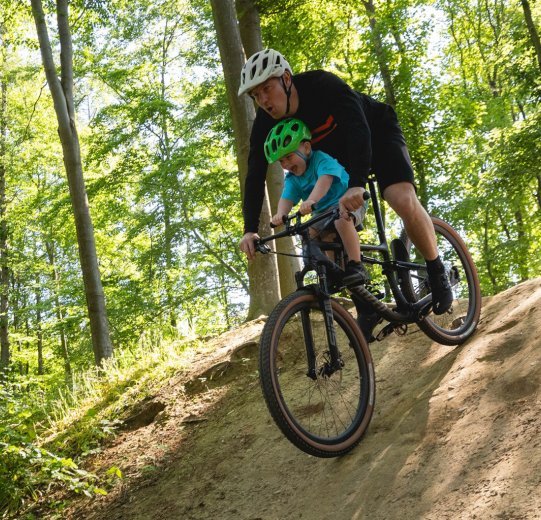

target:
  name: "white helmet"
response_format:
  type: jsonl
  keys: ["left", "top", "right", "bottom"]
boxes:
{"left": 238, "top": 49, "right": 292, "bottom": 96}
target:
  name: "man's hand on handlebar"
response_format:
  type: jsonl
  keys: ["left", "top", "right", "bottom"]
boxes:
{"left": 239, "top": 232, "right": 260, "bottom": 260}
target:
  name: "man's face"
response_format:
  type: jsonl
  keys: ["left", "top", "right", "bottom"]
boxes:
{"left": 250, "top": 74, "right": 290, "bottom": 119}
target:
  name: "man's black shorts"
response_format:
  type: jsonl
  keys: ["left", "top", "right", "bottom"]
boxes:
{"left": 370, "top": 104, "right": 415, "bottom": 197}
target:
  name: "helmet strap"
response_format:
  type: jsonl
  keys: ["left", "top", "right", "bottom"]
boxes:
{"left": 294, "top": 148, "right": 311, "bottom": 164}
{"left": 281, "top": 75, "right": 293, "bottom": 115}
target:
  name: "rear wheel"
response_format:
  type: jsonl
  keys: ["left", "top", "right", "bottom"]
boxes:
{"left": 399, "top": 217, "right": 481, "bottom": 345}
{"left": 259, "top": 290, "right": 375, "bottom": 457}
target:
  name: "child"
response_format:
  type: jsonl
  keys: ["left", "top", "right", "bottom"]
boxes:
{"left": 265, "top": 118, "right": 367, "bottom": 284}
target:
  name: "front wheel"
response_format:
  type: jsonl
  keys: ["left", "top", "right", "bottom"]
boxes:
{"left": 259, "top": 290, "right": 376, "bottom": 458}
{"left": 398, "top": 217, "right": 481, "bottom": 345}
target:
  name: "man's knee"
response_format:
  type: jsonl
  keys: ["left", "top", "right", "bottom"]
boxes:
{"left": 383, "top": 182, "right": 419, "bottom": 217}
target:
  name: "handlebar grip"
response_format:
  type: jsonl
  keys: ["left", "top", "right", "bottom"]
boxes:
{"left": 363, "top": 190, "right": 371, "bottom": 201}
{"left": 270, "top": 214, "right": 290, "bottom": 228}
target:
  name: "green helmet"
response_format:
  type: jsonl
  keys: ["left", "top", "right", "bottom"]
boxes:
{"left": 264, "top": 118, "right": 312, "bottom": 163}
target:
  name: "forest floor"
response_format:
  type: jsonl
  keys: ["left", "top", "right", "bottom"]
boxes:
{"left": 62, "top": 279, "right": 541, "bottom": 520}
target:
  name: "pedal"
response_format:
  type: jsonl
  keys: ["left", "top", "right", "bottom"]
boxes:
{"left": 375, "top": 323, "right": 408, "bottom": 341}
{"left": 449, "top": 266, "right": 460, "bottom": 287}
{"left": 394, "top": 324, "right": 408, "bottom": 336}
{"left": 376, "top": 323, "right": 395, "bottom": 341}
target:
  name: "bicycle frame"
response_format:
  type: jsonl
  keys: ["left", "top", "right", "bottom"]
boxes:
{"left": 357, "top": 177, "right": 434, "bottom": 323}
{"left": 255, "top": 175, "right": 435, "bottom": 353}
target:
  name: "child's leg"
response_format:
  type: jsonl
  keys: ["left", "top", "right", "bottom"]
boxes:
{"left": 334, "top": 218, "right": 361, "bottom": 262}
{"left": 309, "top": 226, "right": 337, "bottom": 261}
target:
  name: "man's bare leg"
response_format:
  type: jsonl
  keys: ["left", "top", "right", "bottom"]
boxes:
{"left": 383, "top": 182, "right": 453, "bottom": 315}
{"left": 383, "top": 182, "right": 438, "bottom": 260}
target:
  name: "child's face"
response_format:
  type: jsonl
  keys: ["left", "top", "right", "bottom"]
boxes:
{"left": 279, "top": 142, "right": 310, "bottom": 176}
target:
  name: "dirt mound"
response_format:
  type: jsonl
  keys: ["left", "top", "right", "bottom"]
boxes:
{"left": 67, "top": 280, "right": 541, "bottom": 520}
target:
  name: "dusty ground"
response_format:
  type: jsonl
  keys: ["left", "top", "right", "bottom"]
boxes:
{"left": 64, "top": 279, "right": 541, "bottom": 520}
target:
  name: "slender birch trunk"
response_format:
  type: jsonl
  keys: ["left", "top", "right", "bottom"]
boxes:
{"left": 31, "top": 0, "right": 112, "bottom": 365}
{"left": 0, "top": 30, "right": 9, "bottom": 369}
{"left": 35, "top": 275, "right": 44, "bottom": 375}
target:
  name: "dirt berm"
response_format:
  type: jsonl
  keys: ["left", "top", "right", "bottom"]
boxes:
{"left": 69, "top": 279, "right": 541, "bottom": 520}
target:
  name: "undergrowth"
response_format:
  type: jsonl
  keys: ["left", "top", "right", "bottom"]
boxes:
{"left": 0, "top": 336, "right": 202, "bottom": 519}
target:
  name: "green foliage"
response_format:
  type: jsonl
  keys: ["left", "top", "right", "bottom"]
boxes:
{"left": 0, "top": 374, "right": 106, "bottom": 516}
{"left": 1, "top": 0, "right": 541, "bottom": 513}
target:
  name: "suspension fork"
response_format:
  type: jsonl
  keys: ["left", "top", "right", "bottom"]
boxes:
{"left": 315, "top": 264, "right": 343, "bottom": 375}
{"left": 297, "top": 264, "right": 343, "bottom": 379}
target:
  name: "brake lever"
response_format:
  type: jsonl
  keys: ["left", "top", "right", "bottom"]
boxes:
{"left": 255, "top": 242, "right": 271, "bottom": 254}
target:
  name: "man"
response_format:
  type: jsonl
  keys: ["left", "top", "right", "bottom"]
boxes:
{"left": 237, "top": 49, "right": 452, "bottom": 339}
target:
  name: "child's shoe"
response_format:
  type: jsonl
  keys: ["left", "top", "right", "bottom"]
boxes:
{"left": 343, "top": 260, "right": 370, "bottom": 286}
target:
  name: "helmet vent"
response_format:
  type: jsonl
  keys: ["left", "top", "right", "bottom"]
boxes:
{"left": 263, "top": 118, "right": 312, "bottom": 163}
{"left": 238, "top": 49, "right": 292, "bottom": 97}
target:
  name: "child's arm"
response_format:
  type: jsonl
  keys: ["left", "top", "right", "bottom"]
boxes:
{"left": 299, "top": 175, "right": 334, "bottom": 215}
{"left": 271, "top": 198, "right": 294, "bottom": 226}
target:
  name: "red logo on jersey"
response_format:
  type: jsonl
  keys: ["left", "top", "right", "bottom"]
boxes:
{"left": 311, "top": 115, "right": 337, "bottom": 144}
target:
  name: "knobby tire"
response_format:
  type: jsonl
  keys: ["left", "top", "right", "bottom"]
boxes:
{"left": 259, "top": 290, "right": 376, "bottom": 458}
{"left": 399, "top": 216, "right": 481, "bottom": 345}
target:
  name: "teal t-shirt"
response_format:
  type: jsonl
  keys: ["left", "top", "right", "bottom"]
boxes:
{"left": 281, "top": 150, "right": 349, "bottom": 213}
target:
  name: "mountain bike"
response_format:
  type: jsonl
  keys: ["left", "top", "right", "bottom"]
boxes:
{"left": 253, "top": 175, "right": 481, "bottom": 458}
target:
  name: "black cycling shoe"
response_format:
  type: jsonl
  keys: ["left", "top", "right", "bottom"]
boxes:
{"left": 357, "top": 312, "right": 381, "bottom": 343}
{"left": 426, "top": 258, "right": 453, "bottom": 315}
{"left": 343, "top": 261, "right": 370, "bottom": 287}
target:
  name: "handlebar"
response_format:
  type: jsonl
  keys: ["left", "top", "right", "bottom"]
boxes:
{"left": 255, "top": 207, "right": 338, "bottom": 254}
{"left": 256, "top": 191, "right": 371, "bottom": 254}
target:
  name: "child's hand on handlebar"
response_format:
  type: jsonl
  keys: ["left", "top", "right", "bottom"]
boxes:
{"left": 271, "top": 213, "right": 286, "bottom": 227}
{"left": 299, "top": 199, "right": 316, "bottom": 215}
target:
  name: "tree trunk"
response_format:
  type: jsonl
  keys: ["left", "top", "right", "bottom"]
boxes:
{"left": 362, "top": 0, "right": 397, "bottom": 107}
{"left": 45, "top": 240, "right": 72, "bottom": 381}
{"left": 514, "top": 209, "right": 529, "bottom": 282}
{"left": 31, "top": 0, "right": 112, "bottom": 365}
{"left": 163, "top": 192, "right": 177, "bottom": 328}
{"left": 210, "top": 0, "right": 280, "bottom": 318}
{"left": 235, "top": 0, "right": 300, "bottom": 298}
{"left": 0, "top": 42, "right": 9, "bottom": 369}
{"left": 483, "top": 209, "right": 498, "bottom": 293}
{"left": 159, "top": 23, "right": 178, "bottom": 329}
{"left": 521, "top": 0, "right": 541, "bottom": 75}
{"left": 35, "top": 275, "right": 44, "bottom": 375}
{"left": 536, "top": 173, "right": 541, "bottom": 212}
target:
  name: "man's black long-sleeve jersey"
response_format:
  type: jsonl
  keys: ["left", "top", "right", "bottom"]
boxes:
{"left": 243, "top": 70, "right": 389, "bottom": 234}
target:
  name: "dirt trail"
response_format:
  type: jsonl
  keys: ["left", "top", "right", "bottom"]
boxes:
{"left": 68, "top": 279, "right": 541, "bottom": 520}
